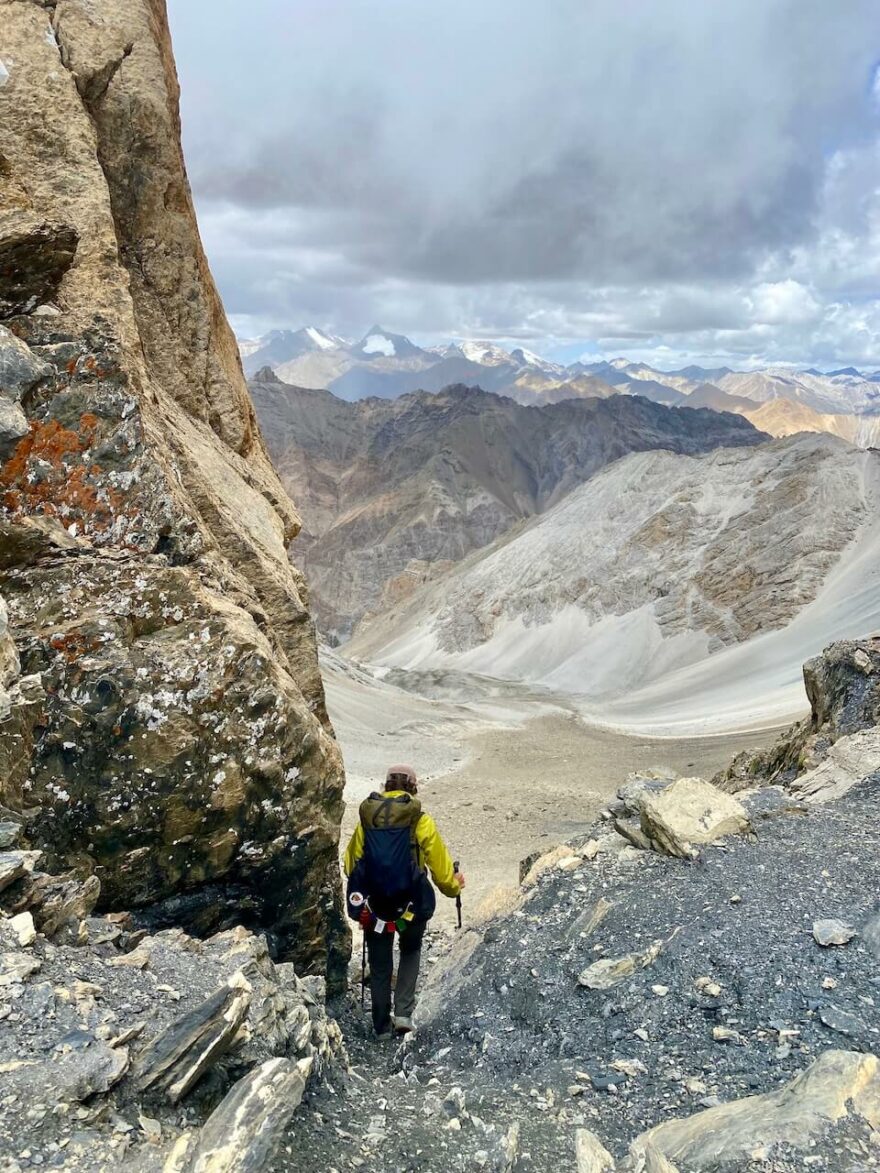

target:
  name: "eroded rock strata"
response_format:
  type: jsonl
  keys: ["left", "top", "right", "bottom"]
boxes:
{"left": 249, "top": 374, "right": 767, "bottom": 636}
{"left": 0, "top": 1, "right": 347, "bottom": 985}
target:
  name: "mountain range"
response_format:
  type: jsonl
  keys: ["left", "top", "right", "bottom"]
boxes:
{"left": 349, "top": 432, "right": 880, "bottom": 732}
{"left": 250, "top": 371, "right": 765, "bottom": 637}
{"left": 239, "top": 326, "right": 880, "bottom": 447}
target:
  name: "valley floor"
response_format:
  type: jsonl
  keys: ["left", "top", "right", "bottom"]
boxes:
{"left": 324, "top": 654, "right": 784, "bottom": 912}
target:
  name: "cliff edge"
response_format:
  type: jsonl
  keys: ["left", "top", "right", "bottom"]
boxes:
{"left": 0, "top": 0, "right": 348, "bottom": 987}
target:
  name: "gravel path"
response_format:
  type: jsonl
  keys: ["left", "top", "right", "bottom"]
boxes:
{"left": 283, "top": 774, "right": 880, "bottom": 1172}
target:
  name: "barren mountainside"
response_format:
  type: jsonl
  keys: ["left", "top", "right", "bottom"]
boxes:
{"left": 350, "top": 434, "right": 880, "bottom": 730}
{"left": 250, "top": 372, "right": 766, "bottom": 636}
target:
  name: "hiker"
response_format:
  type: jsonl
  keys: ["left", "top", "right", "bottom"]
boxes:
{"left": 344, "top": 764, "right": 465, "bottom": 1037}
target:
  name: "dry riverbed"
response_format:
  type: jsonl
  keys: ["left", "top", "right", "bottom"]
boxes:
{"left": 325, "top": 653, "right": 784, "bottom": 915}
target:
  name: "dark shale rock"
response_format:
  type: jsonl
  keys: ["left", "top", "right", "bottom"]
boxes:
{"left": 134, "top": 974, "right": 252, "bottom": 1104}
{"left": 0, "top": 849, "right": 40, "bottom": 894}
{"left": 0, "top": 216, "right": 79, "bottom": 318}
{"left": 3, "top": 1035, "right": 130, "bottom": 1103}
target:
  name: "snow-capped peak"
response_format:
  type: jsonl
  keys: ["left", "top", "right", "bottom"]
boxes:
{"left": 304, "top": 326, "right": 336, "bottom": 351}
{"left": 512, "top": 347, "right": 546, "bottom": 368}
{"left": 457, "top": 340, "right": 511, "bottom": 366}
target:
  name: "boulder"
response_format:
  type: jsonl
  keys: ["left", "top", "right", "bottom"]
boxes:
{"left": 616, "top": 769, "right": 677, "bottom": 816}
{"left": 0, "top": 0, "right": 347, "bottom": 988}
{"left": 639, "top": 777, "right": 751, "bottom": 859}
{"left": 623, "top": 1050, "right": 880, "bottom": 1170}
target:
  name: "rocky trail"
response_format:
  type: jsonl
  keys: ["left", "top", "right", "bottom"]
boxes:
{"left": 2, "top": 639, "right": 878, "bottom": 1171}
{"left": 287, "top": 768, "right": 880, "bottom": 1172}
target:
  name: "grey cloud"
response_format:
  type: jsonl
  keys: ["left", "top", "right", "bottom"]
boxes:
{"left": 168, "top": 0, "right": 880, "bottom": 365}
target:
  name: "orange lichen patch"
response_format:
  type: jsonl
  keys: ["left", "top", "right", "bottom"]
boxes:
{"left": 48, "top": 629, "right": 102, "bottom": 663}
{"left": 0, "top": 414, "right": 123, "bottom": 531}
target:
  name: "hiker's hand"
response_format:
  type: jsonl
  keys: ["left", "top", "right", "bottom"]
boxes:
{"left": 455, "top": 871, "right": 466, "bottom": 891}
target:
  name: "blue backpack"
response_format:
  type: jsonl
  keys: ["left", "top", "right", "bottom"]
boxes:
{"left": 347, "top": 791, "right": 436, "bottom": 925}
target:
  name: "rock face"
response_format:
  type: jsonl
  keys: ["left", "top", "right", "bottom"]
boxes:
{"left": 717, "top": 637, "right": 880, "bottom": 794}
{"left": 250, "top": 375, "right": 766, "bottom": 636}
{"left": 0, "top": 2, "right": 346, "bottom": 985}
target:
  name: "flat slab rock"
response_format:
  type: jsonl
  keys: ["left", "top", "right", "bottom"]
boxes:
{"left": 165, "top": 1056, "right": 313, "bottom": 1173}
{"left": 134, "top": 972, "right": 252, "bottom": 1104}
{"left": 577, "top": 939, "right": 663, "bottom": 990}
{"left": 621, "top": 1049, "right": 880, "bottom": 1170}
{"left": 813, "top": 917, "right": 855, "bottom": 946}
{"left": 791, "top": 729, "right": 880, "bottom": 804}
{"left": 2, "top": 1037, "right": 129, "bottom": 1104}
{"left": 0, "top": 851, "right": 40, "bottom": 894}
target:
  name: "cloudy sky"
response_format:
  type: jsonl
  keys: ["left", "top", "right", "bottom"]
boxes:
{"left": 167, "top": 1, "right": 880, "bottom": 369}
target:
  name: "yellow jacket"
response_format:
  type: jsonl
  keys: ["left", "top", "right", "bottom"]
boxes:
{"left": 343, "top": 791, "right": 461, "bottom": 899}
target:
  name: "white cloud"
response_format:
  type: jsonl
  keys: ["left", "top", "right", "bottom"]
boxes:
{"left": 749, "top": 281, "right": 821, "bottom": 326}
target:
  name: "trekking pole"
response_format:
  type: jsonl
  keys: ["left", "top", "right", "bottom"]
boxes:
{"left": 453, "top": 860, "right": 463, "bottom": 930}
{"left": 361, "top": 929, "right": 367, "bottom": 1011}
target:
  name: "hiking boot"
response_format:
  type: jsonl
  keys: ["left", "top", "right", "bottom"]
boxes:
{"left": 374, "top": 1028, "right": 393, "bottom": 1041}
{"left": 393, "top": 1015, "right": 414, "bottom": 1034}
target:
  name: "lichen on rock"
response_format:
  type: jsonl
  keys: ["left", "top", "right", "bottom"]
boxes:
{"left": 0, "top": 0, "right": 347, "bottom": 988}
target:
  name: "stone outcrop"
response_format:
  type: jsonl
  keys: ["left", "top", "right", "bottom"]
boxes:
{"left": 717, "top": 636, "right": 880, "bottom": 795}
{"left": 789, "top": 728, "right": 880, "bottom": 804}
{"left": 0, "top": 2, "right": 346, "bottom": 984}
{"left": 0, "top": 864, "right": 344, "bottom": 1169}
{"left": 622, "top": 1049, "right": 880, "bottom": 1170}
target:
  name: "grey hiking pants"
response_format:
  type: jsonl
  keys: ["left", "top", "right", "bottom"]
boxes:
{"left": 365, "top": 918, "right": 427, "bottom": 1034}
